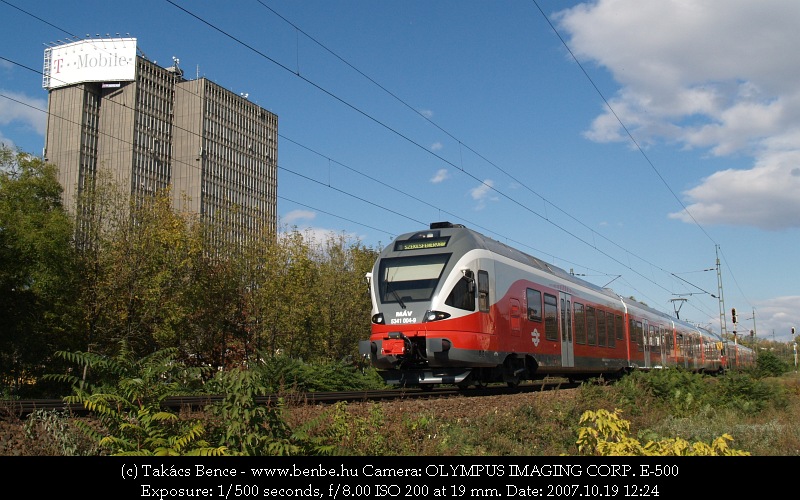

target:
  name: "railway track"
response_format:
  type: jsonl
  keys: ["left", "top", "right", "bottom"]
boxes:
{"left": 2, "top": 378, "right": 577, "bottom": 419}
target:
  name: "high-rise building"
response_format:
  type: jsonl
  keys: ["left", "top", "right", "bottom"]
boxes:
{"left": 42, "top": 37, "right": 278, "bottom": 249}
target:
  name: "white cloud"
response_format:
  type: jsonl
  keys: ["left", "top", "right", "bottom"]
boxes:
{"left": 556, "top": 0, "right": 800, "bottom": 230}
{"left": 469, "top": 179, "right": 497, "bottom": 210}
{"left": 0, "top": 89, "right": 47, "bottom": 135}
{"left": 430, "top": 168, "right": 449, "bottom": 183}
{"left": 419, "top": 108, "right": 433, "bottom": 119}
{"left": 281, "top": 209, "right": 315, "bottom": 225}
{"left": 430, "top": 141, "right": 443, "bottom": 151}
{"left": 668, "top": 149, "right": 800, "bottom": 229}
{"left": 753, "top": 295, "right": 800, "bottom": 342}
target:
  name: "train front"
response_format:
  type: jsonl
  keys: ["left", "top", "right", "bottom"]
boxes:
{"left": 358, "top": 222, "right": 487, "bottom": 388}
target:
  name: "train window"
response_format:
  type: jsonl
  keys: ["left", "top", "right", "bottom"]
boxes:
{"left": 478, "top": 270, "right": 490, "bottom": 313}
{"left": 630, "top": 319, "right": 643, "bottom": 352}
{"left": 607, "top": 312, "right": 616, "bottom": 348}
{"left": 586, "top": 306, "right": 597, "bottom": 346}
{"left": 574, "top": 302, "right": 586, "bottom": 345}
{"left": 378, "top": 254, "right": 449, "bottom": 304}
{"left": 597, "top": 309, "right": 607, "bottom": 347}
{"left": 664, "top": 327, "right": 671, "bottom": 354}
{"left": 526, "top": 288, "right": 542, "bottom": 322}
{"left": 444, "top": 274, "right": 475, "bottom": 311}
{"left": 544, "top": 294, "right": 558, "bottom": 341}
{"left": 615, "top": 314, "right": 624, "bottom": 341}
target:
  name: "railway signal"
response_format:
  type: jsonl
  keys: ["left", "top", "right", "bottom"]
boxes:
{"left": 731, "top": 308, "right": 737, "bottom": 324}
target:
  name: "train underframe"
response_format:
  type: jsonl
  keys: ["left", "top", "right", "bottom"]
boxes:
{"left": 359, "top": 332, "right": 628, "bottom": 390}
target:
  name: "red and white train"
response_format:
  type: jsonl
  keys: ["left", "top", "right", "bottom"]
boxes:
{"left": 359, "top": 222, "right": 754, "bottom": 388}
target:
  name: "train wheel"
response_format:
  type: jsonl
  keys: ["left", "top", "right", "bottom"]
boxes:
{"left": 419, "top": 384, "right": 435, "bottom": 391}
{"left": 502, "top": 357, "right": 523, "bottom": 388}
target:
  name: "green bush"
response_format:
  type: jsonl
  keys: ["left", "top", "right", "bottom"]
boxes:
{"left": 755, "top": 351, "right": 790, "bottom": 378}
{"left": 44, "top": 344, "right": 222, "bottom": 456}
{"left": 204, "top": 366, "right": 336, "bottom": 456}
{"left": 711, "top": 370, "right": 787, "bottom": 413}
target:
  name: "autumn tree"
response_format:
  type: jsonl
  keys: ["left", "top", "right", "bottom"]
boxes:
{"left": 72, "top": 176, "right": 206, "bottom": 359}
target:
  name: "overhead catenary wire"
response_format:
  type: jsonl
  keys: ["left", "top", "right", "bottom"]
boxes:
{"left": 0, "top": 0, "right": 739, "bottom": 326}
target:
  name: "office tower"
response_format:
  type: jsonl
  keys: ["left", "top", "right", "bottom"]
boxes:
{"left": 43, "top": 37, "right": 277, "bottom": 249}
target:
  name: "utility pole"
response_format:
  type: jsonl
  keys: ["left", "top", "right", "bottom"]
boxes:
{"left": 715, "top": 245, "right": 728, "bottom": 340}
{"left": 751, "top": 307, "right": 757, "bottom": 358}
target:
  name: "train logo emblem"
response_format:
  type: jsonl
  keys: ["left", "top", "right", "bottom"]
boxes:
{"left": 530, "top": 329, "right": 540, "bottom": 347}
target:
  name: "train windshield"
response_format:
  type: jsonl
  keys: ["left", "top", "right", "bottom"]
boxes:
{"left": 378, "top": 253, "right": 450, "bottom": 305}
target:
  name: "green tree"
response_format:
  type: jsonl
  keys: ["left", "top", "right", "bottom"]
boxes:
{"left": 247, "top": 227, "right": 317, "bottom": 359}
{"left": 314, "top": 232, "right": 377, "bottom": 361}
{"left": 0, "top": 146, "right": 79, "bottom": 396}
{"left": 73, "top": 179, "right": 206, "bottom": 359}
{"left": 181, "top": 246, "right": 251, "bottom": 370}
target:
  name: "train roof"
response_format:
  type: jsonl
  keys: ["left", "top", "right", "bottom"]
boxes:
{"left": 393, "top": 222, "right": 625, "bottom": 300}
{"left": 391, "top": 222, "right": 711, "bottom": 335}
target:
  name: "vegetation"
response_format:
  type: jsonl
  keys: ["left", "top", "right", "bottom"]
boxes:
{"left": 4, "top": 354, "right": 799, "bottom": 456}
{"left": 3, "top": 143, "right": 800, "bottom": 456}
{"left": 0, "top": 144, "right": 379, "bottom": 398}
{"left": 576, "top": 408, "right": 748, "bottom": 456}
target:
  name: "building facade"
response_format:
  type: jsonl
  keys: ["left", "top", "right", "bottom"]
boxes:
{"left": 43, "top": 37, "right": 277, "bottom": 249}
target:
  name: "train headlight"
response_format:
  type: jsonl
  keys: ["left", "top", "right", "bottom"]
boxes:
{"left": 371, "top": 312, "right": 385, "bottom": 324}
{"left": 423, "top": 310, "right": 451, "bottom": 322}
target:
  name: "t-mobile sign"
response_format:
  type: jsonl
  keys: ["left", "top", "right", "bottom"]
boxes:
{"left": 43, "top": 37, "right": 137, "bottom": 90}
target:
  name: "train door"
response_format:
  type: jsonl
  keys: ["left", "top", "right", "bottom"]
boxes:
{"left": 642, "top": 319, "right": 652, "bottom": 368}
{"left": 559, "top": 292, "right": 574, "bottom": 367}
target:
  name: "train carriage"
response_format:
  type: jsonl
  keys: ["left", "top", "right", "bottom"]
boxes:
{"left": 358, "top": 222, "right": 748, "bottom": 389}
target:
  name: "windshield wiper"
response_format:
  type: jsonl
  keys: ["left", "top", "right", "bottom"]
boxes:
{"left": 385, "top": 283, "right": 406, "bottom": 309}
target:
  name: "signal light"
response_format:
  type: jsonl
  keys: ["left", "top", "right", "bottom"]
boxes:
{"left": 731, "top": 308, "right": 737, "bottom": 324}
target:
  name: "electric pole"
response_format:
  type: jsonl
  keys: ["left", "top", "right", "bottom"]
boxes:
{"left": 716, "top": 245, "right": 728, "bottom": 339}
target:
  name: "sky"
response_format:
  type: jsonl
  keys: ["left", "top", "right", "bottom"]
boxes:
{"left": 1, "top": 0, "right": 798, "bottom": 343}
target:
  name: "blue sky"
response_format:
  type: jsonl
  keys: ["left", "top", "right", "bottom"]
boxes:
{"left": 1, "top": 0, "right": 798, "bottom": 343}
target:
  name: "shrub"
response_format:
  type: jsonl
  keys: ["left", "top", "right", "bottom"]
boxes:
{"left": 205, "top": 366, "right": 336, "bottom": 456}
{"left": 44, "top": 344, "right": 222, "bottom": 456}
{"left": 576, "top": 408, "right": 749, "bottom": 456}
